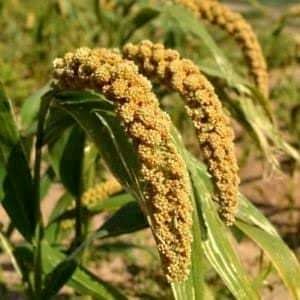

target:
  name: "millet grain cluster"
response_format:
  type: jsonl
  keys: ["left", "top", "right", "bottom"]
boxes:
{"left": 175, "top": 0, "right": 269, "bottom": 97}
{"left": 52, "top": 47, "right": 192, "bottom": 282}
{"left": 123, "top": 41, "right": 239, "bottom": 225}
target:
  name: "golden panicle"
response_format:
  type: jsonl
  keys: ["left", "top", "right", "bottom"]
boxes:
{"left": 123, "top": 40, "right": 239, "bottom": 225}
{"left": 82, "top": 177, "right": 123, "bottom": 209}
{"left": 175, "top": 0, "right": 269, "bottom": 97}
{"left": 52, "top": 47, "right": 193, "bottom": 282}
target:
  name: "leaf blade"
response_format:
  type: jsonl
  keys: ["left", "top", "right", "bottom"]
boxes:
{"left": 236, "top": 196, "right": 300, "bottom": 299}
{"left": 42, "top": 242, "right": 126, "bottom": 300}
{"left": 0, "top": 83, "right": 36, "bottom": 240}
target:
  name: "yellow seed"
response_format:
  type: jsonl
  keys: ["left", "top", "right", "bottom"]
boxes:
{"left": 123, "top": 40, "right": 239, "bottom": 225}
{"left": 52, "top": 47, "right": 193, "bottom": 282}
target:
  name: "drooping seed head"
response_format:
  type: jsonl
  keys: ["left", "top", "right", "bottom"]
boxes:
{"left": 52, "top": 47, "right": 193, "bottom": 282}
{"left": 123, "top": 40, "right": 239, "bottom": 225}
{"left": 174, "top": 0, "right": 269, "bottom": 97}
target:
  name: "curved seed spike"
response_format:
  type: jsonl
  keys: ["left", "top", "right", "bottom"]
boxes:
{"left": 175, "top": 0, "right": 269, "bottom": 97}
{"left": 123, "top": 41, "right": 239, "bottom": 225}
{"left": 52, "top": 47, "right": 192, "bottom": 282}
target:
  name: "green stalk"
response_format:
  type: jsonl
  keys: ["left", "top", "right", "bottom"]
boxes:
{"left": 33, "top": 93, "right": 52, "bottom": 299}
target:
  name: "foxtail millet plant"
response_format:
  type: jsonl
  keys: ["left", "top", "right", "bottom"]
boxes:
{"left": 123, "top": 40, "right": 239, "bottom": 225}
{"left": 52, "top": 47, "right": 193, "bottom": 282}
{"left": 175, "top": 0, "right": 269, "bottom": 97}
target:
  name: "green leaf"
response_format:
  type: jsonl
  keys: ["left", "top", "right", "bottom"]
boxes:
{"left": 48, "top": 120, "right": 85, "bottom": 198}
{"left": 121, "top": 7, "right": 160, "bottom": 44}
{"left": 48, "top": 193, "right": 136, "bottom": 242}
{"left": 20, "top": 84, "right": 51, "bottom": 134}
{"left": 0, "top": 83, "right": 35, "bottom": 241}
{"left": 185, "top": 147, "right": 300, "bottom": 299}
{"left": 82, "top": 143, "right": 99, "bottom": 191}
{"left": 171, "top": 130, "right": 206, "bottom": 300}
{"left": 0, "top": 83, "right": 19, "bottom": 156}
{"left": 51, "top": 90, "right": 272, "bottom": 300}
{"left": 13, "top": 245, "right": 34, "bottom": 285}
{"left": 52, "top": 91, "right": 141, "bottom": 198}
{"left": 89, "top": 192, "right": 134, "bottom": 213}
{"left": 97, "top": 201, "right": 147, "bottom": 238}
{"left": 68, "top": 201, "right": 148, "bottom": 262}
{"left": 236, "top": 196, "right": 300, "bottom": 299}
{"left": 59, "top": 126, "right": 85, "bottom": 197}
{"left": 44, "top": 107, "right": 74, "bottom": 146}
{"left": 41, "top": 259, "right": 77, "bottom": 300}
{"left": 171, "top": 208, "right": 206, "bottom": 300}
{"left": 45, "top": 193, "right": 74, "bottom": 242}
{"left": 2, "top": 145, "right": 36, "bottom": 240}
{"left": 237, "top": 195, "right": 279, "bottom": 237}
{"left": 0, "top": 231, "right": 21, "bottom": 278}
{"left": 42, "top": 242, "right": 125, "bottom": 299}
{"left": 186, "top": 153, "right": 259, "bottom": 300}
{"left": 48, "top": 127, "right": 73, "bottom": 178}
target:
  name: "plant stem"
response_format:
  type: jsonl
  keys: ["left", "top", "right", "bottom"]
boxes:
{"left": 33, "top": 93, "right": 52, "bottom": 299}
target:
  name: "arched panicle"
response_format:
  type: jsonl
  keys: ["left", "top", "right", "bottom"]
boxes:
{"left": 123, "top": 41, "right": 239, "bottom": 225}
{"left": 175, "top": 0, "right": 269, "bottom": 97}
{"left": 52, "top": 47, "right": 193, "bottom": 283}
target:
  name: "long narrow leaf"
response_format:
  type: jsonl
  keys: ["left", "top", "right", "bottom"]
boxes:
{"left": 186, "top": 149, "right": 300, "bottom": 299}
{"left": 0, "top": 83, "right": 35, "bottom": 240}
{"left": 52, "top": 91, "right": 141, "bottom": 196}
{"left": 171, "top": 130, "right": 206, "bottom": 300}
{"left": 59, "top": 126, "right": 85, "bottom": 197}
{"left": 237, "top": 196, "right": 300, "bottom": 299}
{"left": 42, "top": 242, "right": 126, "bottom": 299}
{"left": 186, "top": 153, "right": 259, "bottom": 300}
{"left": 20, "top": 84, "right": 51, "bottom": 134}
{"left": 41, "top": 259, "right": 77, "bottom": 300}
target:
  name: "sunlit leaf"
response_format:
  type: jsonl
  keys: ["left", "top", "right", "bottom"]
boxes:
{"left": 184, "top": 152, "right": 259, "bottom": 300}
{"left": 237, "top": 196, "right": 300, "bottom": 299}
